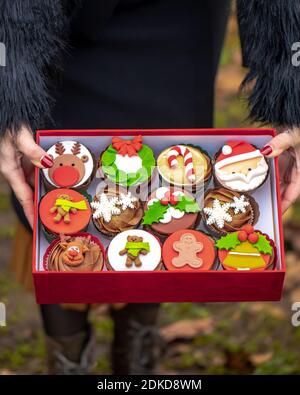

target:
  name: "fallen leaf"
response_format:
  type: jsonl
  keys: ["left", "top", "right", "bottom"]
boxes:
{"left": 249, "top": 352, "right": 273, "bottom": 366}
{"left": 160, "top": 318, "right": 214, "bottom": 343}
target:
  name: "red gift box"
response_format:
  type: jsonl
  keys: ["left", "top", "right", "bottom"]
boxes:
{"left": 32, "top": 129, "right": 285, "bottom": 303}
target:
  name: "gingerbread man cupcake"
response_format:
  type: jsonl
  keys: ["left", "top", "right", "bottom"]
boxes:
{"left": 162, "top": 229, "right": 216, "bottom": 271}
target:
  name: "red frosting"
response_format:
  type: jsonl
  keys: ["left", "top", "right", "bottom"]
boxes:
{"left": 162, "top": 229, "right": 216, "bottom": 271}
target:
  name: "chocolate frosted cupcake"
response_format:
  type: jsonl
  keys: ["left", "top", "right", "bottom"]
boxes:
{"left": 202, "top": 188, "right": 259, "bottom": 235}
{"left": 90, "top": 188, "right": 143, "bottom": 236}
{"left": 44, "top": 233, "right": 104, "bottom": 272}
{"left": 157, "top": 144, "right": 212, "bottom": 189}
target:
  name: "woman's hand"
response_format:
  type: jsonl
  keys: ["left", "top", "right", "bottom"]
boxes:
{"left": 0, "top": 126, "right": 53, "bottom": 228}
{"left": 260, "top": 128, "right": 300, "bottom": 213}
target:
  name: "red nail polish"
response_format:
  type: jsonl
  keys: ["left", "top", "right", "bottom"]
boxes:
{"left": 41, "top": 155, "right": 53, "bottom": 168}
{"left": 260, "top": 145, "right": 273, "bottom": 156}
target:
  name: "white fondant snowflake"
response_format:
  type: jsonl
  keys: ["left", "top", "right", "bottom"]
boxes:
{"left": 118, "top": 192, "right": 138, "bottom": 210}
{"left": 91, "top": 194, "right": 121, "bottom": 222}
{"left": 230, "top": 195, "right": 249, "bottom": 214}
{"left": 203, "top": 199, "right": 232, "bottom": 229}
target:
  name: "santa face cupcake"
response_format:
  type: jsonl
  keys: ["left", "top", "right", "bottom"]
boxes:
{"left": 162, "top": 229, "right": 216, "bottom": 271}
{"left": 44, "top": 233, "right": 104, "bottom": 272}
{"left": 90, "top": 189, "right": 143, "bottom": 236}
{"left": 106, "top": 229, "right": 162, "bottom": 271}
{"left": 143, "top": 187, "right": 200, "bottom": 237}
{"left": 214, "top": 141, "right": 269, "bottom": 192}
{"left": 100, "top": 135, "right": 156, "bottom": 187}
{"left": 157, "top": 144, "right": 212, "bottom": 189}
{"left": 216, "top": 225, "right": 276, "bottom": 271}
{"left": 203, "top": 188, "right": 259, "bottom": 235}
{"left": 42, "top": 141, "right": 96, "bottom": 190}
{"left": 39, "top": 188, "right": 91, "bottom": 238}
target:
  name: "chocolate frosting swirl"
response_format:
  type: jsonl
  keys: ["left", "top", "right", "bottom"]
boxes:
{"left": 203, "top": 188, "right": 257, "bottom": 234}
{"left": 47, "top": 235, "right": 103, "bottom": 272}
{"left": 93, "top": 189, "right": 143, "bottom": 235}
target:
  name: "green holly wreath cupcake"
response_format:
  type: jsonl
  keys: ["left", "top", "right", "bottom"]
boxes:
{"left": 100, "top": 135, "right": 156, "bottom": 187}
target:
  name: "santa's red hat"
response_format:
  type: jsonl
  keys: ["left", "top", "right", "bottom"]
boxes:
{"left": 215, "top": 141, "right": 263, "bottom": 170}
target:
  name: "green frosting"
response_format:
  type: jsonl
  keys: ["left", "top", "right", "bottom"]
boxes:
{"left": 125, "top": 242, "right": 150, "bottom": 256}
{"left": 215, "top": 232, "right": 241, "bottom": 250}
{"left": 215, "top": 232, "right": 272, "bottom": 255}
{"left": 101, "top": 144, "right": 155, "bottom": 187}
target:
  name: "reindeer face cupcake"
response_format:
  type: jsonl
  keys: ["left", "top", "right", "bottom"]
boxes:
{"left": 42, "top": 141, "right": 96, "bottom": 190}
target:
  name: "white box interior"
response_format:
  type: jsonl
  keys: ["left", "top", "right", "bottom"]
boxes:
{"left": 35, "top": 132, "right": 282, "bottom": 271}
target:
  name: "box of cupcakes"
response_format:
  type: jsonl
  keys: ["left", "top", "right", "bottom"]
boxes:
{"left": 32, "top": 129, "right": 285, "bottom": 303}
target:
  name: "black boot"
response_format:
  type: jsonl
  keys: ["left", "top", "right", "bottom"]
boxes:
{"left": 45, "top": 326, "right": 95, "bottom": 375}
{"left": 110, "top": 303, "right": 164, "bottom": 375}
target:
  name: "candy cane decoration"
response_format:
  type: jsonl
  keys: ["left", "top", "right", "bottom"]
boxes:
{"left": 167, "top": 145, "right": 196, "bottom": 182}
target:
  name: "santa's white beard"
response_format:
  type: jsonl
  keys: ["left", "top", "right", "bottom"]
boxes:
{"left": 215, "top": 158, "right": 269, "bottom": 192}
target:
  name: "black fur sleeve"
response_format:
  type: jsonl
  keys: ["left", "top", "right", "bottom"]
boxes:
{"left": 237, "top": 0, "right": 300, "bottom": 128}
{"left": 0, "top": 0, "right": 69, "bottom": 137}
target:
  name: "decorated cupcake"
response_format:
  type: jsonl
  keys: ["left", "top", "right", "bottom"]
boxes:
{"left": 215, "top": 225, "right": 276, "bottom": 271}
{"left": 162, "top": 229, "right": 216, "bottom": 271}
{"left": 100, "top": 135, "right": 155, "bottom": 187}
{"left": 143, "top": 186, "right": 200, "bottom": 237}
{"left": 39, "top": 188, "right": 91, "bottom": 239}
{"left": 106, "top": 229, "right": 162, "bottom": 271}
{"left": 42, "top": 141, "right": 96, "bottom": 189}
{"left": 90, "top": 188, "right": 143, "bottom": 236}
{"left": 44, "top": 233, "right": 104, "bottom": 272}
{"left": 202, "top": 188, "right": 259, "bottom": 235}
{"left": 157, "top": 144, "right": 212, "bottom": 189}
{"left": 214, "top": 141, "right": 269, "bottom": 192}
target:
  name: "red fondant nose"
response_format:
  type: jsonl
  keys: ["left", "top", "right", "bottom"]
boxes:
{"left": 68, "top": 250, "right": 78, "bottom": 257}
{"left": 52, "top": 166, "right": 79, "bottom": 187}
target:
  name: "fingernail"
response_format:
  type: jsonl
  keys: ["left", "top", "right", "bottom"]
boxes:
{"left": 41, "top": 155, "right": 53, "bottom": 168}
{"left": 260, "top": 145, "right": 273, "bottom": 156}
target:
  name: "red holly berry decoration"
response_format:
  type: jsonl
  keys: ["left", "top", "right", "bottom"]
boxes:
{"left": 169, "top": 194, "right": 178, "bottom": 205}
{"left": 242, "top": 224, "right": 254, "bottom": 234}
{"left": 160, "top": 197, "right": 169, "bottom": 206}
{"left": 238, "top": 230, "right": 248, "bottom": 242}
{"left": 248, "top": 232, "right": 259, "bottom": 244}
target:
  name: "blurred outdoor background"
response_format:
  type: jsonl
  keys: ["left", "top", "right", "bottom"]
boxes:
{"left": 1, "top": 5, "right": 300, "bottom": 375}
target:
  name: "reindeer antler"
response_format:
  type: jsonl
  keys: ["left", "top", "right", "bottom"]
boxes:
{"left": 55, "top": 142, "right": 65, "bottom": 155}
{"left": 71, "top": 142, "right": 81, "bottom": 155}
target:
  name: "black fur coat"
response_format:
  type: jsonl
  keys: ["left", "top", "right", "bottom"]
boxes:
{"left": 0, "top": 0, "right": 299, "bottom": 136}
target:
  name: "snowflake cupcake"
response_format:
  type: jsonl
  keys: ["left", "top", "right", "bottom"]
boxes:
{"left": 202, "top": 188, "right": 259, "bottom": 236}
{"left": 90, "top": 188, "right": 143, "bottom": 236}
{"left": 143, "top": 187, "right": 200, "bottom": 237}
{"left": 100, "top": 135, "right": 156, "bottom": 187}
{"left": 157, "top": 144, "right": 212, "bottom": 190}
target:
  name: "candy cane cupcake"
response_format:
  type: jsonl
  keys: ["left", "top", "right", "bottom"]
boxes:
{"left": 157, "top": 144, "right": 212, "bottom": 190}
